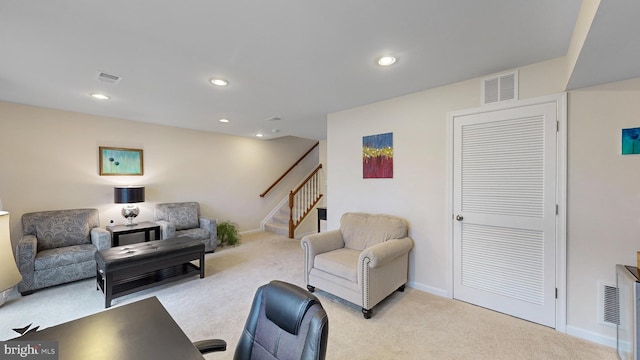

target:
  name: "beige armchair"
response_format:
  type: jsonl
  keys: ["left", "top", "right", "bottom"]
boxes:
{"left": 301, "top": 212, "right": 413, "bottom": 318}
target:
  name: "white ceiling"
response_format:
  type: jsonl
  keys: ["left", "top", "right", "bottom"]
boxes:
{"left": 566, "top": 1, "right": 640, "bottom": 90}
{"left": 0, "top": 1, "right": 634, "bottom": 140}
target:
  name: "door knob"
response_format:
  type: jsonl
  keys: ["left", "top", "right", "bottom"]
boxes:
{"left": 455, "top": 215, "right": 463, "bottom": 221}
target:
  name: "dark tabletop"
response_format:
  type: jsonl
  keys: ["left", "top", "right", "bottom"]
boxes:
{"left": 95, "top": 237, "right": 204, "bottom": 269}
{"left": 15, "top": 296, "right": 204, "bottom": 360}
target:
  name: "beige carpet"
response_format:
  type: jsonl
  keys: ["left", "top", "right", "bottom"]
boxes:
{"left": 0, "top": 231, "right": 618, "bottom": 359}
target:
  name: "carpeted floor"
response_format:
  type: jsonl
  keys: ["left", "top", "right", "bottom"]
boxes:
{"left": 0, "top": 231, "right": 618, "bottom": 359}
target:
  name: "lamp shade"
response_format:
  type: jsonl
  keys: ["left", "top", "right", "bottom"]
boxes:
{"left": 0, "top": 211, "right": 22, "bottom": 293}
{"left": 114, "top": 186, "right": 145, "bottom": 204}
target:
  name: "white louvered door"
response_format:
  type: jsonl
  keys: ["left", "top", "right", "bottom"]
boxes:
{"left": 452, "top": 101, "right": 557, "bottom": 327}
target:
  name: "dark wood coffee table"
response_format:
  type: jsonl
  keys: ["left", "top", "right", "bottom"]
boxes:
{"left": 15, "top": 297, "right": 204, "bottom": 360}
{"left": 95, "top": 237, "right": 205, "bottom": 308}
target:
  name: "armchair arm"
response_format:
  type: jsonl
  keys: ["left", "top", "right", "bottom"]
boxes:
{"left": 91, "top": 227, "right": 111, "bottom": 250}
{"left": 16, "top": 235, "right": 37, "bottom": 292}
{"left": 155, "top": 220, "right": 176, "bottom": 239}
{"left": 193, "top": 339, "right": 227, "bottom": 354}
{"left": 359, "top": 237, "right": 413, "bottom": 269}
{"left": 199, "top": 217, "right": 216, "bottom": 237}
{"left": 301, "top": 230, "right": 345, "bottom": 283}
{"left": 16, "top": 235, "right": 37, "bottom": 268}
{"left": 301, "top": 230, "right": 344, "bottom": 259}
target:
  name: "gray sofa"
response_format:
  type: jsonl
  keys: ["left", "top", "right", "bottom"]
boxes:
{"left": 301, "top": 212, "right": 413, "bottom": 318}
{"left": 16, "top": 208, "right": 111, "bottom": 294}
{"left": 154, "top": 202, "right": 217, "bottom": 252}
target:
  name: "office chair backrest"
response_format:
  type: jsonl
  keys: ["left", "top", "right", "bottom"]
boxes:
{"left": 234, "top": 280, "right": 329, "bottom": 360}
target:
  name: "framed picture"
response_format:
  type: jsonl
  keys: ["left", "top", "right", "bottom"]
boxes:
{"left": 99, "top": 147, "right": 144, "bottom": 176}
{"left": 363, "top": 132, "right": 393, "bottom": 178}
{"left": 622, "top": 127, "right": 640, "bottom": 155}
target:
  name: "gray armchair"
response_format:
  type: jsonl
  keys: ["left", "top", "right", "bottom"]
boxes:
{"left": 154, "top": 202, "right": 217, "bottom": 252}
{"left": 16, "top": 208, "right": 111, "bottom": 295}
{"left": 301, "top": 212, "right": 413, "bottom": 318}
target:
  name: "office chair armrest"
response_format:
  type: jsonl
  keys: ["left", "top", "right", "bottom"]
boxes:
{"left": 193, "top": 339, "right": 227, "bottom": 354}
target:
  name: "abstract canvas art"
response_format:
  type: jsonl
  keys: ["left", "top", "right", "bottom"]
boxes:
{"left": 363, "top": 132, "right": 393, "bottom": 178}
{"left": 99, "top": 147, "right": 144, "bottom": 175}
{"left": 622, "top": 127, "right": 640, "bottom": 155}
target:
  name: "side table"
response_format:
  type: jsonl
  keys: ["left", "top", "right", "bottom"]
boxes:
{"left": 107, "top": 221, "right": 161, "bottom": 247}
{"left": 317, "top": 207, "right": 326, "bottom": 233}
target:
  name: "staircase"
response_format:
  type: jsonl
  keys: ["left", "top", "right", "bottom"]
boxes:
{"left": 262, "top": 164, "right": 323, "bottom": 238}
{"left": 263, "top": 206, "right": 291, "bottom": 237}
{"left": 260, "top": 142, "right": 323, "bottom": 238}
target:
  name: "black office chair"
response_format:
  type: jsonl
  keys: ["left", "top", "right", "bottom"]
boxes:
{"left": 194, "top": 280, "right": 329, "bottom": 360}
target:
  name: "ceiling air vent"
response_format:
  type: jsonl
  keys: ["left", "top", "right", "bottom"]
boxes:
{"left": 95, "top": 71, "right": 122, "bottom": 85}
{"left": 482, "top": 70, "right": 518, "bottom": 105}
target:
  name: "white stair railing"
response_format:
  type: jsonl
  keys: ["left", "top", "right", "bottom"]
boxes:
{"left": 288, "top": 164, "right": 323, "bottom": 238}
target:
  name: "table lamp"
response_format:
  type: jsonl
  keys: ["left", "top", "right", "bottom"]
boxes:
{"left": 0, "top": 211, "right": 22, "bottom": 307}
{"left": 114, "top": 186, "right": 145, "bottom": 226}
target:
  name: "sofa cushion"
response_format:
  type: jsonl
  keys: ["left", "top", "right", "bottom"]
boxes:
{"left": 340, "top": 213, "right": 407, "bottom": 251}
{"left": 176, "top": 228, "right": 210, "bottom": 240}
{"left": 35, "top": 213, "right": 91, "bottom": 251}
{"left": 313, "top": 248, "right": 359, "bottom": 283}
{"left": 34, "top": 244, "right": 97, "bottom": 271}
{"left": 158, "top": 203, "right": 199, "bottom": 230}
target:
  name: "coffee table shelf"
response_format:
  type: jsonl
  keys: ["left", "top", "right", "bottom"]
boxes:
{"left": 99, "top": 263, "right": 201, "bottom": 300}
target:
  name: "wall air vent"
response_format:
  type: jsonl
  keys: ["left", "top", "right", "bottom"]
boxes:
{"left": 95, "top": 71, "right": 122, "bottom": 85}
{"left": 482, "top": 70, "right": 518, "bottom": 105}
{"left": 599, "top": 281, "right": 620, "bottom": 326}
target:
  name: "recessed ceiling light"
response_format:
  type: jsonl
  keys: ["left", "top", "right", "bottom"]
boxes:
{"left": 256, "top": 133, "right": 264, "bottom": 138}
{"left": 90, "top": 93, "right": 110, "bottom": 100}
{"left": 377, "top": 56, "right": 397, "bottom": 66}
{"left": 219, "top": 118, "right": 230, "bottom": 123}
{"left": 210, "top": 78, "right": 228, "bottom": 87}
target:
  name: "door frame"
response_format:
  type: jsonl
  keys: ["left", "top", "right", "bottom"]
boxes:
{"left": 445, "top": 93, "right": 567, "bottom": 331}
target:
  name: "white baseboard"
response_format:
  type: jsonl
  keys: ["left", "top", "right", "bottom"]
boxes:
{"left": 565, "top": 325, "right": 616, "bottom": 349}
{"left": 407, "top": 281, "right": 450, "bottom": 299}
{"left": 240, "top": 228, "right": 262, "bottom": 235}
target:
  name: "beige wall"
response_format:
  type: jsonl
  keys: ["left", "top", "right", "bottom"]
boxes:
{"left": 327, "top": 57, "right": 640, "bottom": 346}
{"left": 0, "top": 101, "right": 318, "bottom": 246}
{"left": 327, "top": 57, "right": 567, "bottom": 294}
{"left": 567, "top": 77, "right": 640, "bottom": 342}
